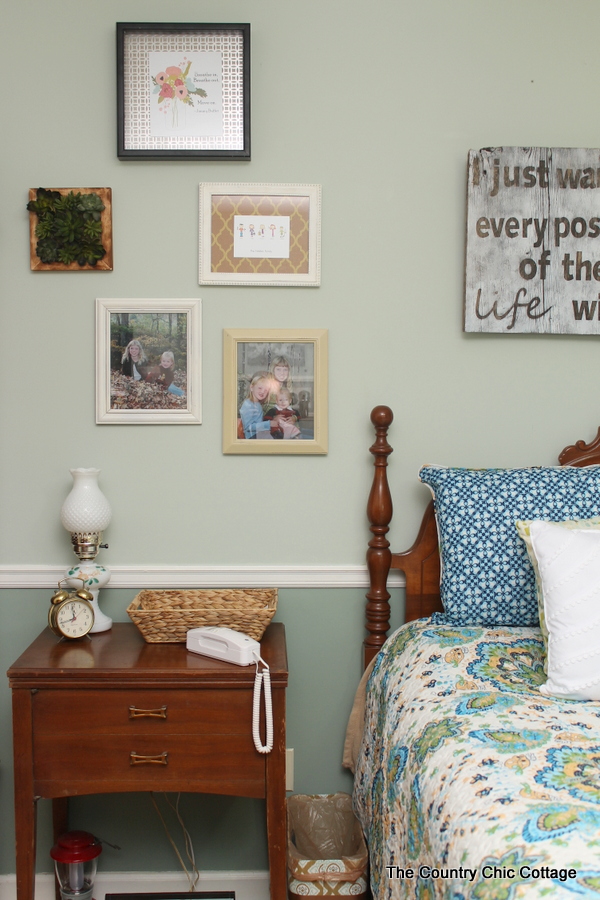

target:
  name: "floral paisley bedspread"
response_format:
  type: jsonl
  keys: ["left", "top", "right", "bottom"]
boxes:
{"left": 353, "top": 620, "right": 600, "bottom": 899}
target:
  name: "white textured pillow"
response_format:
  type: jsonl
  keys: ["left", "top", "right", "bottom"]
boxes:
{"left": 516, "top": 516, "right": 600, "bottom": 671}
{"left": 530, "top": 520, "right": 600, "bottom": 700}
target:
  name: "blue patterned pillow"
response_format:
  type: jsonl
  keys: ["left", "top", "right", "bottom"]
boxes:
{"left": 419, "top": 465, "right": 600, "bottom": 626}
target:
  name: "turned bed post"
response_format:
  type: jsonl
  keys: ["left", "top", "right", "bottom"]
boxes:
{"left": 364, "top": 406, "right": 394, "bottom": 668}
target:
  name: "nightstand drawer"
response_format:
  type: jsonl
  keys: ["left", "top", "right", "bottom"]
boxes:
{"left": 33, "top": 731, "right": 266, "bottom": 797}
{"left": 33, "top": 689, "right": 254, "bottom": 736}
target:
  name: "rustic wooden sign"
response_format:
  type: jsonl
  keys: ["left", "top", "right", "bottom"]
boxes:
{"left": 465, "top": 147, "right": 600, "bottom": 334}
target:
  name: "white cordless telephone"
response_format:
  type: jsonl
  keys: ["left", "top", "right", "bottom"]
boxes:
{"left": 186, "top": 626, "right": 273, "bottom": 754}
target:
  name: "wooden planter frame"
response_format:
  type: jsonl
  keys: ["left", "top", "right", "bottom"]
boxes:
{"left": 28, "top": 187, "right": 113, "bottom": 272}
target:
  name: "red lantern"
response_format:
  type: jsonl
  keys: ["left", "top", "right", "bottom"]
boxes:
{"left": 50, "top": 832, "right": 102, "bottom": 900}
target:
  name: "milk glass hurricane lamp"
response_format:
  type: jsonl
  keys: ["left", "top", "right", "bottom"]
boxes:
{"left": 60, "top": 468, "right": 112, "bottom": 633}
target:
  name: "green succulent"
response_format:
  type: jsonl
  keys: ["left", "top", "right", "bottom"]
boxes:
{"left": 35, "top": 217, "right": 54, "bottom": 239}
{"left": 77, "top": 193, "right": 105, "bottom": 222}
{"left": 54, "top": 192, "right": 81, "bottom": 211}
{"left": 26, "top": 188, "right": 62, "bottom": 216}
{"left": 83, "top": 219, "right": 103, "bottom": 239}
{"left": 36, "top": 237, "right": 60, "bottom": 263}
{"left": 58, "top": 244, "right": 79, "bottom": 266}
{"left": 28, "top": 188, "right": 107, "bottom": 267}
{"left": 79, "top": 241, "right": 106, "bottom": 267}
{"left": 54, "top": 210, "right": 81, "bottom": 243}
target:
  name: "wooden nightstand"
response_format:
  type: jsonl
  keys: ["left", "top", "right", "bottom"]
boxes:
{"left": 8, "top": 622, "right": 288, "bottom": 900}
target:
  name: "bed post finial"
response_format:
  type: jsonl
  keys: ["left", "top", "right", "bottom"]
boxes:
{"left": 364, "top": 406, "right": 394, "bottom": 668}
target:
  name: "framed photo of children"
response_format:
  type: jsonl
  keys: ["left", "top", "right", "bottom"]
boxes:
{"left": 222, "top": 329, "right": 328, "bottom": 454}
{"left": 199, "top": 183, "right": 321, "bottom": 286}
{"left": 96, "top": 298, "right": 202, "bottom": 424}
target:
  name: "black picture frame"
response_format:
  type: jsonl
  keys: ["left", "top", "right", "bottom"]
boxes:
{"left": 117, "top": 23, "right": 250, "bottom": 160}
{"left": 106, "top": 894, "right": 235, "bottom": 900}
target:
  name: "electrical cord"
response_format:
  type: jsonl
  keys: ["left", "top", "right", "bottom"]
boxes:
{"left": 150, "top": 792, "right": 200, "bottom": 891}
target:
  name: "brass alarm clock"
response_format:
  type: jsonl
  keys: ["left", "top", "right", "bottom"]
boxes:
{"left": 48, "top": 579, "right": 95, "bottom": 640}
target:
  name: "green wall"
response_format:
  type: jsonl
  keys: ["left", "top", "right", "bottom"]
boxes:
{"left": 2, "top": 0, "right": 600, "bottom": 876}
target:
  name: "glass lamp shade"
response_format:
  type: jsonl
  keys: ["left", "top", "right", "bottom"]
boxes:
{"left": 60, "top": 469, "right": 112, "bottom": 534}
{"left": 51, "top": 831, "right": 101, "bottom": 900}
{"left": 60, "top": 468, "right": 113, "bottom": 631}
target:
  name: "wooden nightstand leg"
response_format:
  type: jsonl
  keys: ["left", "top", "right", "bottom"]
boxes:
{"left": 12, "top": 689, "right": 37, "bottom": 900}
{"left": 53, "top": 798, "right": 69, "bottom": 900}
{"left": 52, "top": 797, "right": 69, "bottom": 842}
{"left": 14, "top": 797, "right": 37, "bottom": 900}
{"left": 265, "top": 688, "right": 287, "bottom": 900}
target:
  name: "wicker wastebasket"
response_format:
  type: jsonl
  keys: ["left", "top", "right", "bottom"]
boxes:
{"left": 287, "top": 793, "right": 368, "bottom": 898}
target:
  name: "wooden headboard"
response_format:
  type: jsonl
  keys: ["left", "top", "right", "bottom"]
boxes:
{"left": 363, "top": 405, "right": 600, "bottom": 668}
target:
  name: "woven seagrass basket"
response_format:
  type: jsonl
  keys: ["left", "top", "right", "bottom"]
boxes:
{"left": 126, "top": 588, "right": 278, "bottom": 643}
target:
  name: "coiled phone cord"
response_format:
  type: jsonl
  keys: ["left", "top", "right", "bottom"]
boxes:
{"left": 252, "top": 654, "right": 273, "bottom": 753}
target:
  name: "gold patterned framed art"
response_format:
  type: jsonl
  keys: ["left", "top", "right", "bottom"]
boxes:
{"left": 199, "top": 183, "right": 321, "bottom": 286}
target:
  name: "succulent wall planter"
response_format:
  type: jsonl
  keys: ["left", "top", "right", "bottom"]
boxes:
{"left": 28, "top": 187, "right": 113, "bottom": 271}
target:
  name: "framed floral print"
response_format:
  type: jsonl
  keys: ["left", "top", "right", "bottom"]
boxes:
{"left": 117, "top": 23, "right": 250, "bottom": 160}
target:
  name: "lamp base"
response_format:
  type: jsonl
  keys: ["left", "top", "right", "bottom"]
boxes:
{"left": 65, "top": 563, "right": 112, "bottom": 633}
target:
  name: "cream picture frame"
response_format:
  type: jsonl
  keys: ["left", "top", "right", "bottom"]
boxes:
{"left": 223, "top": 329, "right": 328, "bottom": 454}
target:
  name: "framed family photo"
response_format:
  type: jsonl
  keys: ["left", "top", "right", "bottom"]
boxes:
{"left": 117, "top": 23, "right": 250, "bottom": 160}
{"left": 96, "top": 298, "right": 202, "bottom": 424}
{"left": 223, "top": 329, "right": 328, "bottom": 454}
{"left": 199, "top": 183, "right": 321, "bottom": 286}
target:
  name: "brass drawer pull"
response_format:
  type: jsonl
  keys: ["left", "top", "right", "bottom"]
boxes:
{"left": 130, "top": 751, "right": 168, "bottom": 766}
{"left": 129, "top": 706, "right": 167, "bottom": 719}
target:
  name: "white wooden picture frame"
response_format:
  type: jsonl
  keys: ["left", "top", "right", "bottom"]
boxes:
{"left": 96, "top": 298, "right": 202, "bottom": 424}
